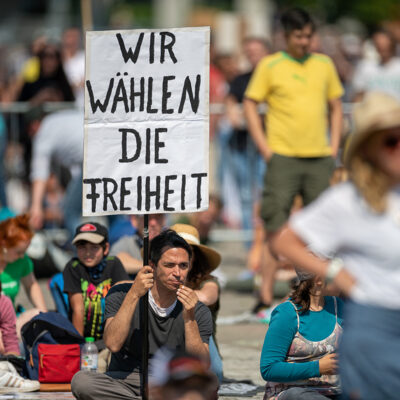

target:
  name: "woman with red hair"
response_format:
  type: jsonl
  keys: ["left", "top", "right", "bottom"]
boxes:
{"left": 0, "top": 214, "right": 47, "bottom": 336}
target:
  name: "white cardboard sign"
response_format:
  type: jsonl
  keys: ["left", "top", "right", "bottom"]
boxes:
{"left": 83, "top": 27, "right": 209, "bottom": 216}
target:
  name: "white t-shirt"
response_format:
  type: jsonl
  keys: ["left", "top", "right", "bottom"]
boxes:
{"left": 290, "top": 181, "right": 400, "bottom": 309}
{"left": 64, "top": 50, "right": 85, "bottom": 107}
{"left": 352, "top": 57, "right": 400, "bottom": 100}
{"left": 148, "top": 289, "right": 177, "bottom": 317}
{"left": 30, "top": 109, "right": 84, "bottom": 181}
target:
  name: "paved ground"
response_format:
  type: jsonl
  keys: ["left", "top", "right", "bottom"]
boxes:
{"left": 13, "top": 234, "right": 285, "bottom": 399}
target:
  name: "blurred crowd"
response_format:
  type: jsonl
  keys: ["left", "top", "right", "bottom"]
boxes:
{"left": 0, "top": 19, "right": 400, "bottom": 242}
{"left": 0, "top": 8, "right": 400, "bottom": 399}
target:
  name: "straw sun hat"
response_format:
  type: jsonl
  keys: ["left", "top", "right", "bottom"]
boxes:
{"left": 345, "top": 91, "right": 400, "bottom": 168}
{"left": 170, "top": 223, "right": 221, "bottom": 273}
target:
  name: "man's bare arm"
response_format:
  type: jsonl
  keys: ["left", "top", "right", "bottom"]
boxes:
{"left": 243, "top": 98, "right": 272, "bottom": 161}
{"left": 103, "top": 266, "right": 153, "bottom": 353}
{"left": 328, "top": 97, "right": 343, "bottom": 158}
{"left": 30, "top": 179, "right": 47, "bottom": 230}
{"left": 116, "top": 252, "right": 143, "bottom": 275}
{"left": 225, "top": 95, "right": 244, "bottom": 129}
{"left": 69, "top": 293, "right": 84, "bottom": 336}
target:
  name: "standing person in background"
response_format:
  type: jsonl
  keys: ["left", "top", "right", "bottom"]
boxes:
{"left": 243, "top": 8, "right": 343, "bottom": 312}
{"left": 272, "top": 91, "right": 400, "bottom": 399}
{"left": 352, "top": 29, "right": 400, "bottom": 101}
{"left": 62, "top": 27, "right": 85, "bottom": 107}
{"left": 214, "top": 53, "right": 241, "bottom": 228}
{"left": 0, "top": 214, "right": 47, "bottom": 337}
{"left": 16, "top": 42, "right": 75, "bottom": 185}
{"left": 171, "top": 224, "right": 223, "bottom": 382}
{"left": 225, "top": 37, "right": 270, "bottom": 242}
{"left": 29, "top": 108, "right": 84, "bottom": 239}
{"left": 18, "top": 42, "right": 74, "bottom": 105}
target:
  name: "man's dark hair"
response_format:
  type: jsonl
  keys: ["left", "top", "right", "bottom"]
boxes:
{"left": 281, "top": 7, "right": 315, "bottom": 34}
{"left": 242, "top": 36, "right": 271, "bottom": 52}
{"left": 372, "top": 28, "right": 397, "bottom": 54}
{"left": 150, "top": 229, "right": 192, "bottom": 266}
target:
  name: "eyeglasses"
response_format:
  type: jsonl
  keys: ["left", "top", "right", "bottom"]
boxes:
{"left": 383, "top": 135, "right": 400, "bottom": 149}
{"left": 42, "top": 53, "right": 57, "bottom": 59}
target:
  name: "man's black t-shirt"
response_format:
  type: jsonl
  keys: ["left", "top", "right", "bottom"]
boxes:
{"left": 229, "top": 71, "right": 252, "bottom": 104}
{"left": 228, "top": 71, "right": 254, "bottom": 151}
{"left": 105, "top": 283, "right": 213, "bottom": 372}
{"left": 63, "top": 256, "right": 129, "bottom": 340}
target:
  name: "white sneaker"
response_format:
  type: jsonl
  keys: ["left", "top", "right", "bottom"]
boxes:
{"left": 0, "top": 361, "right": 18, "bottom": 375}
{"left": 0, "top": 371, "right": 40, "bottom": 393}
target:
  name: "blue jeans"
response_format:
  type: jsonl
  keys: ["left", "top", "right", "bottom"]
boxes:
{"left": 209, "top": 336, "right": 223, "bottom": 383}
{"left": 230, "top": 142, "right": 265, "bottom": 232}
{"left": 63, "top": 171, "right": 83, "bottom": 239}
{"left": 339, "top": 301, "right": 400, "bottom": 400}
{"left": 279, "top": 387, "right": 334, "bottom": 399}
{"left": 217, "top": 121, "right": 265, "bottom": 243}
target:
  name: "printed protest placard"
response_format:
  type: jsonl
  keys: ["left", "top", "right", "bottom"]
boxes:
{"left": 83, "top": 27, "right": 209, "bottom": 216}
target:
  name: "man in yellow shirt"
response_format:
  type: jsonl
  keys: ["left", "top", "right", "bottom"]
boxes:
{"left": 244, "top": 8, "right": 343, "bottom": 309}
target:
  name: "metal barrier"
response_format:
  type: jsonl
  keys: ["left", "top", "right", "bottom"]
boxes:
{"left": 0, "top": 101, "right": 354, "bottom": 243}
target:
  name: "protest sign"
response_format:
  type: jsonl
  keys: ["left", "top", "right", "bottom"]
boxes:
{"left": 83, "top": 27, "right": 209, "bottom": 216}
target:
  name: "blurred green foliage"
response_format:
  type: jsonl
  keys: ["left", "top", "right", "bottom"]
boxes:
{"left": 276, "top": 0, "right": 400, "bottom": 29}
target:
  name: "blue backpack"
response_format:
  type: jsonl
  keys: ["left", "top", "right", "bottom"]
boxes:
{"left": 21, "top": 311, "right": 85, "bottom": 380}
{"left": 48, "top": 272, "right": 70, "bottom": 318}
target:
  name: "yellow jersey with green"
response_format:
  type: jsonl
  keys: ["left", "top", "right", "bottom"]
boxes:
{"left": 245, "top": 51, "right": 344, "bottom": 157}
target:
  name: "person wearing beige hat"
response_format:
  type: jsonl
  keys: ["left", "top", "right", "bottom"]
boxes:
{"left": 271, "top": 91, "right": 400, "bottom": 399}
{"left": 170, "top": 224, "right": 223, "bottom": 383}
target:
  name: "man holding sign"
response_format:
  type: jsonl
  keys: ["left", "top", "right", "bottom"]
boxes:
{"left": 76, "top": 26, "right": 212, "bottom": 399}
{"left": 71, "top": 230, "right": 213, "bottom": 400}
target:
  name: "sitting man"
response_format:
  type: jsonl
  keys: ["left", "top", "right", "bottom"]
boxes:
{"left": 71, "top": 229, "right": 213, "bottom": 400}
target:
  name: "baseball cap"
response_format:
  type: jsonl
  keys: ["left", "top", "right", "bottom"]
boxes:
{"left": 72, "top": 222, "right": 108, "bottom": 245}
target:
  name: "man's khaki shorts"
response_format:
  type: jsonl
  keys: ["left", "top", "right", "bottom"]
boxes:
{"left": 260, "top": 154, "right": 335, "bottom": 233}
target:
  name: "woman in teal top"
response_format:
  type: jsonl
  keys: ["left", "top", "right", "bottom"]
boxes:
{"left": 260, "top": 270, "right": 344, "bottom": 400}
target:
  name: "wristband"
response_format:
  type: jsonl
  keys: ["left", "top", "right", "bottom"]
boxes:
{"left": 326, "top": 258, "right": 344, "bottom": 283}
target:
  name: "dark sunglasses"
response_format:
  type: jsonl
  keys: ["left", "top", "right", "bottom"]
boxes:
{"left": 383, "top": 135, "right": 400, "bottom": 149}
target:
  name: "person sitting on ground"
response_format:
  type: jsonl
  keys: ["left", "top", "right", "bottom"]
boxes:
{"left": 0, "top": 281, "right": 40, "bottom": 393}
{"left": 171, "top": 223, "right": 223, "bottom": 383}
{"left": 149, "top": 348, "right": 219, "bottom": 400}
{"left": 110, "top": 213, "right": 165, "bottom": 277}
{"left": 0, "top": 282, "right": 19, "bottom": 356}
{"left": 63, "top": 222, "right": 129, "bottom": 340}
{"left": 0, "top": 360, "right": 40, "bottom": 394}
{"left": 71, "top": 229, "right": 213, "bottom": 400}
{"left": 260, "top": 269, "right": 343, "bottom": 400}
{"left": 0, "top": 214, "right": 47, "bottom": 337}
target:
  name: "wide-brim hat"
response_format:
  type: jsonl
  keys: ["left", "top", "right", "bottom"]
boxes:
{"left": 170, "top": 223, "right": 221, "bottom": 273}
{"left": 344, "top": 91, "right": 400, "bottom": 168}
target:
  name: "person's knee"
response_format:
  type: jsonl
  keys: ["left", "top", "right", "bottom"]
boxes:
{"left": 71, "top": 371, "right": 93, "bottom": 400}
{"left": 280, "top": 387, "right": 328, "bottom": 400}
